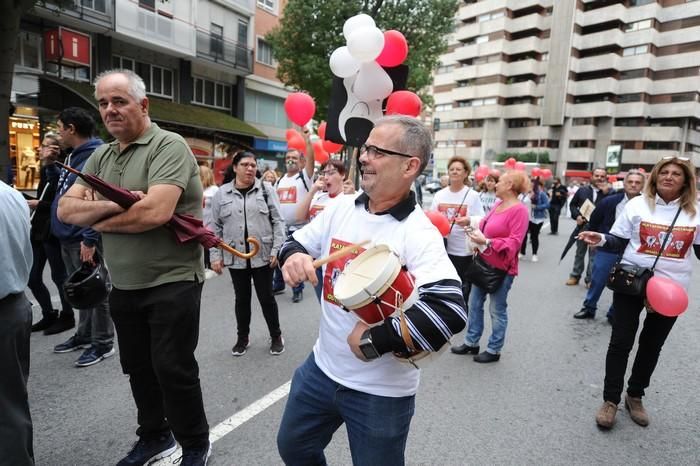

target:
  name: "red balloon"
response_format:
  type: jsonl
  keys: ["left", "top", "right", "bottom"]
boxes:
{"left": 540, "top": 168, "right": 552, "bottom": 180}
{"left": 312, "top": 140, "right": 329, "bottom": 160}
{"left": 608, "top": 175, "right": 618, "bottom": 183}
{"left": 322, "top": 139, "right": 343, "bottom": 154}
{"left": 284, "top": 92, "right": 316, "bottom": 126}
{"left": 286, "top": 128, "right": 302, "bottom": 141}
{"left": 514, "top": 161, "right": 526, "bottom": 171}
{"left": 376, "top": 30, "right": 409, "bottom": 68}
{"left": 385, "top": 91, "right": 422, "bottom": 117}
{"left": 425, "top": 211, "right": 451, "bottom": 237}
{"left": 315, "top": 151, "right": 329, "bottom": 165}
{"left": 287, "top": 135, "right": 306, "bottom": 152}
{"left": 646, "top": 276, "right": 688, "bottom": 317}
{"left": 531, "top": 167, "right": 541, "bottom": 178}
{"left": 504, "top": 158, "right": 517, "bottom": 169}
{"left": 318, "top": 121, "right": 327, "bottom": 140}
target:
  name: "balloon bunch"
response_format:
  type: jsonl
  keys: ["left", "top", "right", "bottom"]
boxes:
{"left": 531, "top": 167, "right": 553, "bottom": 180}
{"left": 501, "top": 157, "right": 552, "bottom": 179}
{"left": 329, "top": 14, "right": 421, "bottom": 117}
{"left": 317, "top": 122, "right": 343, "bottom": 155}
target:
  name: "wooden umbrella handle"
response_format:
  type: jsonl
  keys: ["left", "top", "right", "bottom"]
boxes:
{"left": 219, "top": 237, "right": 261, "bottom": 259}
{"left": 311, "top": 240, "right": 369, "bottom": 269}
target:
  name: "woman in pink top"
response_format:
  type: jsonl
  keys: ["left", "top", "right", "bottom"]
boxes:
{"left": 453, "top": 171, "right": 530, "bottom": 363}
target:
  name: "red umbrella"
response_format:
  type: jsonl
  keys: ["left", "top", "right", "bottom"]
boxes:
{"left": 55, "top": 162, "right": 260, "bottom": 259}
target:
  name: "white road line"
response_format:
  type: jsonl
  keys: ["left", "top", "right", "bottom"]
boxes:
{"left": 154, "top": 381, "right": 291, "bottom": 464}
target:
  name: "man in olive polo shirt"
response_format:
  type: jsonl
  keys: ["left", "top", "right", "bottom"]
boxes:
{"left": 57, "top": 69, "right": 210, "bottom": 466}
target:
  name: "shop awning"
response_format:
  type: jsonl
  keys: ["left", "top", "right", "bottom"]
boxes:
{"left": 39, "top": 76, "right": 265, "bottom": 139}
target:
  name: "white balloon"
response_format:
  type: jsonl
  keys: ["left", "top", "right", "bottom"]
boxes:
{"left": 347, "top": 27, "right": 385, "bottom": 63}
{"left": 329, "top": 47, "right": 361, "bottom": 78}
{"left": 343, "top": 14, "right": 376, "bottom": 41}
{"left": 353, "top": 61, "right": 393, "bottom": 101}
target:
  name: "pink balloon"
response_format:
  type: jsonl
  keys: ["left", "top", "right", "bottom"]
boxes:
{"left": 489, "top": 169, "right": 501, "bottom": 179}
{"left": 425, "top": 211, "right": 451, "bottom": 237}
{"left": 318, "top": 121, "right": 327, "bottom": 140}
{"left": 385, "top": 91, "right": 422, "bottom": 117}
{"left": 322, "top": 139, "right": 343, "bottom": 154}
{"left": 514, "top": 161, "right": 526, "bottom": 171}
{"left": 646, "top": 276, "right": 688, "bottom": 317}
{"left": 376, "top": 30, "right": 408, "bottom": 68}
{"left": 475, "top": 165, "right": 490, "bottom": 183}
{"left": 504, "top": 158, "right": 517, "bottom": 169}
{"left": 540, "top": 168, "right": 552, "bottom": 180}
{"left": 284, "top": 92, "right": 316, "bottom": 126}
{"left": 531, "top": 167, "right": 541, "bottom": 177}
{"left": 315, "top": 150, "right": 329, "bottom": 165}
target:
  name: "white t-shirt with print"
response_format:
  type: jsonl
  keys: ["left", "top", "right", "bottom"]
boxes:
{"left": 276, "top": 170, "right": 311, "bottom": 228}
{"left": 431, "top": 186, "right": 484, "bottom": 256}
{"left": 308, "top": 191, "right": 344, "bottom": 221}
{"left": 292, "top": 194, "right": 460, "bottom": 397}
{"left": 611, "top": 195, "right": 700, "bottom": 290}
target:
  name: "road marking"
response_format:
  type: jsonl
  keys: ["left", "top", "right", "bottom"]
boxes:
{"left": 154, "top": 381, "right": 291, "bottom": 464}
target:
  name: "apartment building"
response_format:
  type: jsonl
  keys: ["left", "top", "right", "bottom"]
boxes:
{"left": 10, "top": 0, "right": 291, "bottom": 189}
{"left": 432, "top": 0, "right": 700, "bottom": 178}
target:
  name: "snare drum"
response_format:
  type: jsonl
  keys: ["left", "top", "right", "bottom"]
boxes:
{"left": 333, "top": 245, "right": 417, "bottom": 325}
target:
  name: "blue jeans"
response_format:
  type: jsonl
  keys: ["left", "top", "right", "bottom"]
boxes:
{"left": 582, "top": 249, "right": 617, "bottom": 317}
{"left": 277, "top": 353, "right": 415, "bottom": 466}
{"left": 464, "top": 274, "right": 515, "bottom": 354}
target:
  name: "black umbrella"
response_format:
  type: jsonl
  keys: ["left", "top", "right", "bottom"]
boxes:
{"left": 559, "top": 222, "right": 586, "bottom": 263}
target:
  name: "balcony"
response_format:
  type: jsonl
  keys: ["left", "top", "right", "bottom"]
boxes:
{"left": 115, "top": 1, "right": 196, "bottom": 56}
{"left": 196, "top": 30, "right": 253, "bottom": 73}
{"left": 35, "top": 0, "right": 113, "bottom": 31}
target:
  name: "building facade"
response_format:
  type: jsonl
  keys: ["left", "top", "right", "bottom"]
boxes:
{"left": 432, "top": 0, "right": 700, "bottom": 178}
{"left": 10, "top": 0, "right": 290, "bottom": 188}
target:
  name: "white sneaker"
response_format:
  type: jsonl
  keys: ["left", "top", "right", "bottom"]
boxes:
{"left": 518, "top": 253, "right": 524, "bottom": 259}
{"left": 532, "top": 255, "right": 538, "bottom": 262}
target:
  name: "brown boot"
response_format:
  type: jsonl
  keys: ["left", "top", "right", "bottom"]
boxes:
{"left": 595, "top": 401, "right": 618, "bottom": 429}
{"left": 566, "top": 277, "right": 580, "bottom": 286}
{"left": 625, "top": 395, "right": 649, "bottom": 427}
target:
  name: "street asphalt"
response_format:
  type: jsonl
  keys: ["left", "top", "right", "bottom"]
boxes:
{"left": 27, "top": 215, "right": 700, "bottom": 465}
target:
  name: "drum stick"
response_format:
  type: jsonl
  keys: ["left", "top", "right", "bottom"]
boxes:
{"left": 312, "top": 240, "right": 369, "bottom": 269}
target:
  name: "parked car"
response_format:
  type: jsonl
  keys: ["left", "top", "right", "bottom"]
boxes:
{"left": 424, "top": 181, "right": 441, "bottom": 193}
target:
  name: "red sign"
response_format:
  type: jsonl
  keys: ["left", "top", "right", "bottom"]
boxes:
{"left": 44, "top": 27, "right": 91, "bottom": 67}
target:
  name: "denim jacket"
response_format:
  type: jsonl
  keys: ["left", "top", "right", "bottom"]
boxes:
{"left": 531, "top": 191, "right": 550, "bottom": 221}
{"left": 209, "top": 179, "right": 286, "bottom": 269}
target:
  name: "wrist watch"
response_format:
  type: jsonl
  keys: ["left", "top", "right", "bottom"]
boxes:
{"left": 358, "top": 329, "right": 380, "bottom": 360}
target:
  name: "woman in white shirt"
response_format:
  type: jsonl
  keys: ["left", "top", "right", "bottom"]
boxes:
{"left": 431, "top": 156, "right": 484, "bottom": 316}
{"left": 580, "top": 157, "right": 700, "bottom": 430}
{"left": 479, "top": 173, "right": 498, "bottom": 214}
{"left": 200, "top": 165, "right": 219, "bottom": 272}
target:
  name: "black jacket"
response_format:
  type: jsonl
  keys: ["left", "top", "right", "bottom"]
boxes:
{"left": 549, "top": 184, "right": 568, "bottom": 208}
{"left": 569, "top": 185, "right": 611, "bottom": 220}
{"left": 30, "top": 162, "right": 61, "bottom": 242}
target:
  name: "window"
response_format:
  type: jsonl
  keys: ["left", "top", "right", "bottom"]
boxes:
{"left": 256, "top": 38, "right": 275, "bottom": 66}
{"left": 643, "top": 141, "right": 678, "bottom": 151}
{"left": 211, "top": 23, "right": 224, "bottom": 58}
{"left": 630, "top": 0, "right": 654, "bottom": 6}
{"left": 624, "top": 19, "right": 652, "bottom": 32}
{"left": 192, "top": 77, "right": 231, "bottom": 110}
{"left": 81, "top": 0, "right": 106, "bottom": 12}
{"left": 257, "top": 0, "right": 276, "bottom": 12}
{"left": 245, "top": 90, "right": 287, "bottom": 127}
{"left": 237, "top": 20, "right": 249, "bottom": 67}
{"left": 622, "top": 45, "right": 649, "bottom": 56}
{"left": 113, "top": 55, "right": 174, "bottom": 99}
{"left": 572, "top": 118, "right": 596, "bottom": 126}
{"left": 570, "top": 140, "right": 594, "bottom": 148}
{"left": 436, "top": 64, "right": 455, "bottom": 74}
{"left": 138, "top": 0, "right": 155, "bottom": 10}
{"left": 620, "top": 69, "right": 646, "bottom": 80}
{"left": 15, "top": 32, "right": 41, "bottom": 70}
{"left": 435, "top": 104, "right": 453, "bottom": 112}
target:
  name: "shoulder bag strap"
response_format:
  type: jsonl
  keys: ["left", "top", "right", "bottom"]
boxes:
{"left": 448, "top": 187, "right": 471, "bottom": 233}
{"left": 650, "top": 206, "right": 682, "bottom": 271}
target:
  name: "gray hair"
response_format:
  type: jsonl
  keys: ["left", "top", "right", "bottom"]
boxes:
{"left": 43, "top": 132, "right": 59, "bottom": 144}
{"left": 94, "top": 69, "right": 147, "bottom": 102}
{"left": 374, "top": 115, "right": 432, "bottom": 172}
{"left": 624, "top": 169, "right": 646, "bottom": 185}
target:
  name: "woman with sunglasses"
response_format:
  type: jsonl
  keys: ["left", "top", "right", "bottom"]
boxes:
{"left": 579, "top": 156, "right": 700, "bottom": 429}
{"left": 296, "top": 159, "right": 355, "bottom": 301}
{"left": 209, "top": 151, "right": 287, "bottom": 356}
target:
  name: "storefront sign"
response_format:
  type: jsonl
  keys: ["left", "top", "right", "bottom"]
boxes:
{"left": 44, "top": 27, "right": 91, "bottom": 67}
{"left": 253, "top": 138, "right": 287, "bottom": 153}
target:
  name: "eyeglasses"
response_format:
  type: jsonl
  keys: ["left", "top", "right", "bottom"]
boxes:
{"left": 360, "top": 144, "right": 414, "bottom": 160}
{"left": 321, "top": 169, "right": 338, "bottom": 176}
{"left": 662, "top": 156, "right": 690, "bottom": 162}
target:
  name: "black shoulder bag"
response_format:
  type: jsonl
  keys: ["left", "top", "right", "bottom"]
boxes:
{"left": 463, "top": 213, "right": 507, "bottom": 294}
{"left": 606, "top": 206, "right": 681, "bottom": 297}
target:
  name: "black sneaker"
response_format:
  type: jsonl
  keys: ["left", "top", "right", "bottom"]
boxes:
{"left": 292, "top": 290, "right": 303, "bottom": 303}
{"left": 54, "top": 335, "right": 91, "bottom": 353}
{"left": 116, "top": 432, "right": 177, "bottom": 466}
{"left": 231, "top": 337, "right": 250, "bottom": 356}
{"left": 175, "top": 442, "right": 211, "bottom": 466}
{"left": 31, "top": 310, "right": 58, "bottom": 332}
{"left": 270, "top": 336, "right": 285, "bottom": 355}
{"left": 44, "top": 312, "right": 75, "bottom": 335}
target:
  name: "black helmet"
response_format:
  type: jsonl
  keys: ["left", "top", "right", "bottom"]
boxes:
{"left": 63, "top": 251, "right": 112, "bottom": 309}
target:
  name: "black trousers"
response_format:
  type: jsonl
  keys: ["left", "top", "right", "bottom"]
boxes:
{"left": 0, "top": 292, "right": 34, "bottom": 465}
{"left": 229, "top": 266, "right": 281, "bottom": 339}
{"left": 520, "top": 222, "right": 544, "bottom": 255}
{"left": 548, "top": 205, "right": 563, "bottom": 234}
{"left": 27, "top": 237, "right": 71, "bottom": 315}
{"left": 603, "top": 292, "right": 677, "bottom": 404}
{"left": 448, "top": 254, "right": 473, "bottom": 313}
{"left": 110, "top": 280, "right": 209, "bottom": 449}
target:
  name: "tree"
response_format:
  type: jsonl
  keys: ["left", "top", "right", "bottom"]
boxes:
{"left": 266, "top": 0, "right": 457, "bottom": 121}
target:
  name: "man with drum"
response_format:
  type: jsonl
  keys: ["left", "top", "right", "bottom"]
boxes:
{"left": 276, "top": 115, "right": 467, "bottom": 465}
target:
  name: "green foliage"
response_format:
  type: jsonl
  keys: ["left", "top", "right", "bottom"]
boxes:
{"left": 266, "top": 0, "right": 457, "bottom": 120}
{"left": 496, "top": 151, "right": 550, "bottom": 164}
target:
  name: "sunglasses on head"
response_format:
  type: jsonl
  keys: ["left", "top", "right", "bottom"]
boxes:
{"left": 662, "top": 156, "right": 690, "bottom": 162}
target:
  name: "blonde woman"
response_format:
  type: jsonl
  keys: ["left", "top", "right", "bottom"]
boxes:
{"left": 200, "top": 165, "right": 219, "bottom": 272}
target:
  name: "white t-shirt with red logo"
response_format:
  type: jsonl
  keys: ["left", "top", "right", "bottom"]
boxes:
{"left": 430, "top": 186, "right": 484, "bottom": 256}
{"left": 611, "top": 195, "right": 700, "bottom": 290}
{"left": 308, "top": 191, "right": 343, "bottom": 221}
{"left": 276, "top": 171, "right": 311, "bottom": 229}
{"left": 292, "top": 194, "right": 460, "bottom": 397}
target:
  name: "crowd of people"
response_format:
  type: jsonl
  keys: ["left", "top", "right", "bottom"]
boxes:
{"left": 1, "top": 69, "right": 698, "bottom": 466}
